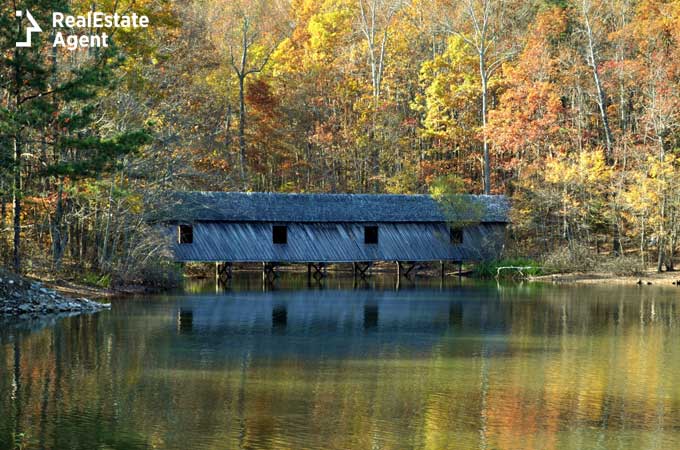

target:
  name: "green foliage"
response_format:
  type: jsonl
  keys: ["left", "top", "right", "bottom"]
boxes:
{"left": 45, "top": 129, "right": 153, "bottom": 178}
{"left": 81, "top": 272, "right": 112, "bottom": 288}
{"left": 474, "top": 258, "right": 543, "bottom": 279}
{"left": 428, "top": 175, "right": 467, "bottom": 196}
{"left": 430, "top": 175, "right": 486, "bottom": 227}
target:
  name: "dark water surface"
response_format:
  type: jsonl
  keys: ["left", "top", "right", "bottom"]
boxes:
{"left": 2, "top": 275, "right": 680, "bottom": 449}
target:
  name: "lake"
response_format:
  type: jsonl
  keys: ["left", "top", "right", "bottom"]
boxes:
{"left": 1, "top": 275, "right": 679, "bottom": 449}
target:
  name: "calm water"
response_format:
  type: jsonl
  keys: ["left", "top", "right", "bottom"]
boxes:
{"left": 1, "top": 275, "right": 680, "bottom": 450}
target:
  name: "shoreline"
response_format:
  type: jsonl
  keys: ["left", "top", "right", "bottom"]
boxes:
{"left": 3, "top": 264, "right": 678, "bottom": 320}
{"left": 0, "top": 269, "right": 111, "bottom": 319}
{"left": 529, "top": 270, "right": 680, "bottom": 286}
{"left": 41, "top": 278, "right": 160, "bottom": 300}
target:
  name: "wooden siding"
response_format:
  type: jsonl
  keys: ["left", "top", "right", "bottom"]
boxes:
{"left": 168, "top": 222, "right": 506, "bottom": 263}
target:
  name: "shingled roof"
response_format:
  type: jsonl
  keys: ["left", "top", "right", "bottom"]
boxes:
{"left": 157, "top": 192, "right": 509, "bottom": 224}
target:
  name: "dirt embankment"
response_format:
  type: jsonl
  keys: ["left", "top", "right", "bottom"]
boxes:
{"left": 530, "top": 270, "right": 680, "bottom": 286}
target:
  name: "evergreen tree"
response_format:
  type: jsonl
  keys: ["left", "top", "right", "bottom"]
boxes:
{"left": 0, "top": 1, "right": 151, "bottom": 273}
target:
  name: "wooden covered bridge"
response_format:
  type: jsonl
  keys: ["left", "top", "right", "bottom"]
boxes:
{"left": 160, "top": 192, "right": 509, "bottom": 282}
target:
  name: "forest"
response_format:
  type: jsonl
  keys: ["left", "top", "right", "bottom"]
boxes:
{"left": 1, "top": 0, "right": 679, "bottom": 285}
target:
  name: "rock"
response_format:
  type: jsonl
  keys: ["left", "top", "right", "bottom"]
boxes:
{"left": 2, "top": 270, "right": 109, "bottom": 318}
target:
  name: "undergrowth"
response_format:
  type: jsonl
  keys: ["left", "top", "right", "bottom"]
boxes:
{"left": 474, "top": 258, "right": 543, "bottom": 279}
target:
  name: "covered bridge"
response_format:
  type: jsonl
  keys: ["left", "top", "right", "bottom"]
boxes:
{"left": 159, "top": 192, "right": 509, "bottom": 279}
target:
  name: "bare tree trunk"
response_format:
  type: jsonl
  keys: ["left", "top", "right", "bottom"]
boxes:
{"left": 667, "top": 205, "right": 677, "bottom": 271}
{"left": 358, "top": 0, "right": 400, "bottom": 192}
{"left": 238, "top": 74, "right": 247, "bottom": 186}
{"left": 358, "top": 0, "right": 396, "bottom": 104}
{"left": 582, "top": 1, "right": 614, "bottom": 160}
{"left": 229, "top": 15, "right": 276, "bottom": 189}
{"left": 640, "top": 216, "right": 646, "bottom": 267}
{"left": 12, "top": 135, "right": 21, "bottom": 273}
{"left": 657, "top": 150, "right": 667, "bottom": 272}
{"left": 49, "top": 30, "right": 64, "bottom": 269}
{"left": 12, "top": 21, "right": 22, "bottom": 273}
{"left": 51, "top": 181, "right": 65, "bottom": 269}
{"left": 225, "top": 102, "right": 232, "bottom": 160}
{"left": 1, "top": 181, "right": 6, "bottom": 260}
{"left": 480, "top": 65, "right": 490, "bottom": 194}
{"left": 446, "top": 0, "right": 508, "bottom": 194}
{"left": 100, "top": 173, "right": 116, "bottom": 268}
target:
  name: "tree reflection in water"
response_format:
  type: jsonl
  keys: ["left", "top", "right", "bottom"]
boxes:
{"left": 1, "top": 278, "right": 680, "bottom": 450}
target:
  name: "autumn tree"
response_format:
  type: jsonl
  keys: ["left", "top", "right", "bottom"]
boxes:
{"left": 205, "top": 0, "right": 287, "bottom": 187}
{"left": 439, "top": 0, "right": 522, "bottom": 194}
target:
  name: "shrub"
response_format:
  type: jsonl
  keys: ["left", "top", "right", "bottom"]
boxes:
{"left": 542, "top": 244, "right": 597, "bottom": 274}
{"left": 475, "top": 258, "right": 542, "bottom": 279}
{"left": 81, "top": 272, "right": 111, "bottom": 288}
{"left": 112, "top": 258, "right": 182, "bottom": 288}
{"left": 595, "top": 255, "right": 646, "bottom": 276}
{"left": 109, "top": 226, "right": 182, "bottom": 288}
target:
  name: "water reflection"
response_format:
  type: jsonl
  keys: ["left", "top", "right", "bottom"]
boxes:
{"left": 363, "top": 304, "right": 379, "bottom": 330}
{"left": 1, "top": 278, "right": 680, "bottom": 450}
{"left": 272, "top": 305, "right": 287, "bottom": 330}
{"left": 449, "top": 302, "right": 463, "bottom": 326}
{"left": 177, "top": 308, "right": 194, "bottom": 334}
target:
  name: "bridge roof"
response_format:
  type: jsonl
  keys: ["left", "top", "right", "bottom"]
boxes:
{"left": 158, "top": 192, "right": 509, "bottom": 224}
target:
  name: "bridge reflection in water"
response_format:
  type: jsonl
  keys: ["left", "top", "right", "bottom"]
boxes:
{"left": 4, "top": 281, "right": 680, "bottom": 450}
{"left": 168, "top": 287, "right": 511, "bottom": 363}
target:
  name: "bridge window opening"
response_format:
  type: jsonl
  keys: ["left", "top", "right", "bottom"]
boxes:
{"left": 178, "top": 224, "right": 193, "bottom": 244}
{"left": 450, "top": 227, "right": 463, "bottom": 244}
{"left": 273, "top": 225, "right": 288, "bottom": 244}
{"left": 364, "top": 226, "right": 379, "bottom": 244}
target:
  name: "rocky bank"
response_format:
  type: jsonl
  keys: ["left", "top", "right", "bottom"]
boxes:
{"left": 0, "top": 269, "right": 110, "bottom": 318}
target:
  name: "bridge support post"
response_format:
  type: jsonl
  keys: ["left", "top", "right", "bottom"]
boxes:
{"left": 263, "top": 262, "right": 278, "bottom": 283}
{"left": 440, "top": 260, "right": 445, "bottom": 279}
{"left": 397, "top": 261, "right": 416, "bottom": 279}
{"left": 355, "top": 262, "right": 372, "bottom": 280}
{"left": 216, "top": 262, "right": 232, "bottom": 285}
{"left": 305, "top": 263, "right": 326, "bottom": 281}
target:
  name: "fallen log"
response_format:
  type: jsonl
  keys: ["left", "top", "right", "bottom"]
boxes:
{"left": 495, "top": 266, "right": 539, "bottom": 280}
